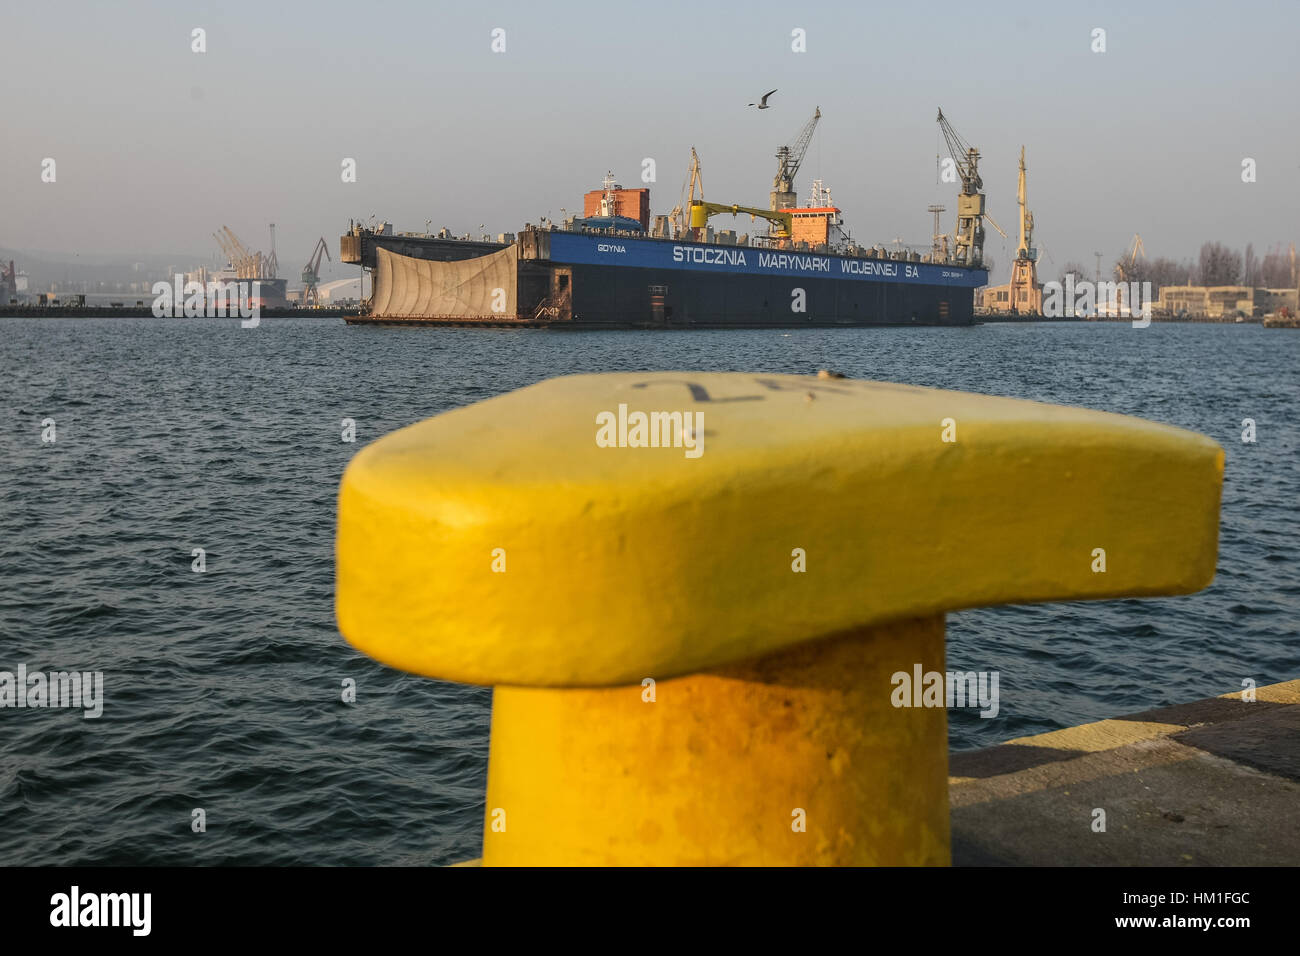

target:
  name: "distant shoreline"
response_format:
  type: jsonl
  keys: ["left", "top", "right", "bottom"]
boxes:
{"left": 0, "top": 307, "right": 360, "bottom": 319}
{"left": 979, "top": 313, "right": 1268, "bottom": 325}
{"left": 0, "top": 307, "right": 1288, "bottom": 327}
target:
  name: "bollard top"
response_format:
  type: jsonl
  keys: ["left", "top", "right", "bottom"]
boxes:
{"left": 336, "top": 372, "right": 1223, "bottom": 687}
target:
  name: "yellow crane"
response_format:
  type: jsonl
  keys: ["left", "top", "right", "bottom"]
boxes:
{"left": 689, "top": 201, "right": 793, "bottom": 240}
{"left": 214, "top": 225, "right": 276, "bottom": 279}
{"left": 668, "top": 148, "right": 704, "bottom": 239}
{"left": 1008, "top": 146, "right": 1041, "bottom": 314}
{"left": 213, "top": 229, "right": 241, "bottom": 271}
{"left": 1016, "top": 147, "right": 1035, "bottom": 260}
{"left": 1116, "top": 234, "right": 1145, "bottom": 282}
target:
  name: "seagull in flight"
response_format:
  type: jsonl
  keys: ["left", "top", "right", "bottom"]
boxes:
{"left": 749, "top": 89, "right": 777, "bottom": 109}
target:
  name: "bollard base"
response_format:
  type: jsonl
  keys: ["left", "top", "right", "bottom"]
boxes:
{"left": 482, "top": 615, "right": 950, "bottom": 866}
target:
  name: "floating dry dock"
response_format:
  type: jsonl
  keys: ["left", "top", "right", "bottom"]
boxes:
{"left": 952, "top": 679, "right": 1300, "bottom": 866}
{"left": 340, "top": 229, "right": 986, "bottom": 328}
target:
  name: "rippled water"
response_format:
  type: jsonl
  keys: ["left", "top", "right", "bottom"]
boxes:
{"left": 1, "top": 317, "right": 1296, "bottom": 865}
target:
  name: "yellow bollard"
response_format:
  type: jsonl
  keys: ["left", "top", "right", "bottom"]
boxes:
{"left": 336, "top": 372, "right": 1223, "bottom": 866}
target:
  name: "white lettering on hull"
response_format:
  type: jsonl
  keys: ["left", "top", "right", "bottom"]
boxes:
{"left": 672, "top": 245, "right": 748, "bottom": 267}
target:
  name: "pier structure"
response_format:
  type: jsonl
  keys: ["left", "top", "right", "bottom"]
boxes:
{"left": 952, "top": 680, "right": 1300, "bottom": 865}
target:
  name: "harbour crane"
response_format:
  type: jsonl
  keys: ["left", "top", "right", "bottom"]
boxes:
{"left": 1008, "top": 146, "right": 1041, "bottom": 314}
{"left": 1016, "top": 148, "right": 1036, "bottom": 262}
{"left": 215, "top": 226, "right": 257, "bottom": 276}
{"left": 1124, "top": 233, "right": 1145, "bottom": 272}
{"left": 214, "top": 226, "right": 277, "bottom": 279}
{"left": 300, "top": 237, "right": 331, "bottom": 308}
{"left": 1106, "top": 234, "right": 1148, "bottom": 317}
{"left": 770, "top": 107, "right": 820, "bottom": 211}
{"left": 1115, "top": 234, "right": 1145, "bottom": 283}
{"left": 936, "top": 108, "right": 1000, "bottom": 268}
{"left": 669, "top": 147, "right": 704, "bottom": 239}
{"left": 690, "top": 201, "right": 792, "bottom": 240}
{"left": 213, "top": 229, "right": 241, "bottom": 271}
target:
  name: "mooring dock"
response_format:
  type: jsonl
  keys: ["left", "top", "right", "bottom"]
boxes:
{"left": 951, "top": 679, "right": 1300, "bottom": 866}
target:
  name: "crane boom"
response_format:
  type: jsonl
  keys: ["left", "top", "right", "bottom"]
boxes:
{"left": 690, "top": 201, "right": 792, "bottom": 239}
{"left": 312, "top": 236, "right": 331, "bottom": 270}
{"left": 1116, "top": 234, "right": 1145, "bottom": 283}
{"left": 770, "top": 107, "right": 821, "bottom": 211}
{"left": 222, "top": 226, "right": 251, "bottom": 263}
{"left": 1127, "top": 233, "right": 1145, "bottom": 266}
{"left": 1016, "top": 146, "right": 1034, "bottom": 259}
{"left": 937, "top": 109, "right": 981, "bottom": 192}
{"left": 669, "top": 147, "right": 704, "bottom": 239}
{"left": 213, "top": 231, "right": 238, "bottom": 268}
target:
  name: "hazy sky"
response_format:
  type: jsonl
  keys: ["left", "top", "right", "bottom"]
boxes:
{"left": 5, "top": 0, "right": 1298, "bottom": 281}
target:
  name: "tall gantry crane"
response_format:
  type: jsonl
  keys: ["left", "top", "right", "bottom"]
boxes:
{"left": 936, "top": 108, "right": 1002, "bottom": 268}
{"left": 770, "top": 107, "right": 821, "bottom": 211}
{"left": 300, "top": 237, "right": 331, "bottom": 308}
{"left": 1008, "top": 146, "right": 1041, "bottom": 313}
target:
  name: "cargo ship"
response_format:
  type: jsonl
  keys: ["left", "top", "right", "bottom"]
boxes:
{"left": 340, "top": 113, "right": 992, "bottom": 328}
